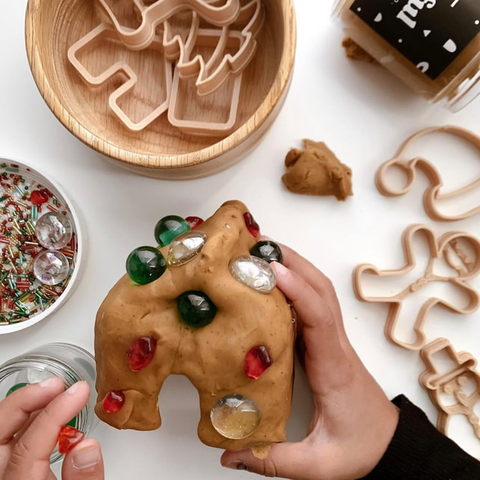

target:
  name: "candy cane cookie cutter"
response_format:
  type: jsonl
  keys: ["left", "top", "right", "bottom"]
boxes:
{"left": 376, "top": 125, "right": 480, "bottom": 222}
{"left": 420, "top": 338, "right": 480, "bottom": 440}
{"left": 353, "top": 224, "right": 480, "bottom": 351}
{"left": 67, "top": 23, "right": 173, "bottom": 132}
{"left": 97, "top": 0, "right": 242, "bottom": 50}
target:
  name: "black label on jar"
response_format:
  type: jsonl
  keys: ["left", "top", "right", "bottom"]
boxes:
{"left": 350, "top": 0, "right": 480, "bottom": 80}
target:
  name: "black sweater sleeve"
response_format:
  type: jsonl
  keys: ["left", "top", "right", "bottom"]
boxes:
{"left": 361, "top": 395, "right": 480, "bottom": 480}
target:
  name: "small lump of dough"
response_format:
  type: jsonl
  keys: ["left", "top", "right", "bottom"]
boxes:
{"left": 282, "top": 140, "right": 353, "bottom": 202}
{"left": 342, "top": 37, "right": 376, "bottom": 63}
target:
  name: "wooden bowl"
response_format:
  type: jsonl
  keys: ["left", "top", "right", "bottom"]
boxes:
{"left": 25, "top": 0, "right": 296, "bottom": 180}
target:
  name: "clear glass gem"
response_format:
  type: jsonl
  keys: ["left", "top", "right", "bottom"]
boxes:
{"left": 27, "top": 368, "right": 54, "bottom": 384}
{"left": 33, "top": 251, "right": 70, "bottom": 285}
{"left": 167, "top": 231, "right": 207, "bottom": 267}
{"left": 210, "top": 394, "right": 262, "bottom": 440}
{"left": 229, "top": 256, "right": 276, "bottom": 293}
{"left": 35, "top": 212, "right": 73, "bottom": 250}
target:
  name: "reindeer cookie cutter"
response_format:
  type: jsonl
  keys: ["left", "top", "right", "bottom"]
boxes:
{"left": 420, "top": 338, "right": 480, "bottom": 441}
{"left": 353, "top": 224, "right": 480, "bottom": 351}
{"left": 376, "top": 125, "right": 480, "bottom": 222}
{"left": 97, "top": 0, "right": 242, "bottom": 50}
{"left": 67, "top": 23, "right": 173, "bottom": 131}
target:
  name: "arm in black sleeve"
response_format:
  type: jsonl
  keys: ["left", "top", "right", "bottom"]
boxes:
{"left": 360, "top": 395, "right": 480, "bottom": 480}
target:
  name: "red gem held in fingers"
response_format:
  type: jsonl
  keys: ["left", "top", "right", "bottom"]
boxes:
{"left": 245, "top": 346, "right": 272, "bottom": 380}
{"left": 57, "top": 426, "right": 85, "bottom": 455}
{"left": 127, "top": 337, "right": 157, "bottom": 372}
{"left": 30, "top": 189, "right": 49, "bottom": 206}
{"left": 243, "top": 213, "right": 259, "bottom": 237}
{"left": 103, "top": 390, "right": 125, "bottom": 413}
{"left": 185, "top": 216, "right": 204, "bottom": 230}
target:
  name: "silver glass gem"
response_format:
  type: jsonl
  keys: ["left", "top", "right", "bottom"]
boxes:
{"left": 167, "top": 231, "right": 207, "bottom": 267}
{"left": 229, "top": 255, "right": 276, "bottom": 293}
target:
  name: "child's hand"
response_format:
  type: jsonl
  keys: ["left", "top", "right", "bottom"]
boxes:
{"left": 221, "top": 244, "right": 399, "bottom": 480}
{"left": 0, "top": 378, "right": 104, "bottom": 480}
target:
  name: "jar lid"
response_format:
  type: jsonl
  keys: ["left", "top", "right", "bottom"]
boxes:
{"left": 0, "top": 159, "right": 84, "bottom": 334}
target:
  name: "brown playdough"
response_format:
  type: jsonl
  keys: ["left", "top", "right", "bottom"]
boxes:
{"left": 283, "top": 140, "right": 353, "bottom": 201}
{"left": 342, "top": 37, "right": 375, "bottom": 63}
{"left": 94, "top": 201, "right": 295, "bottom": 451}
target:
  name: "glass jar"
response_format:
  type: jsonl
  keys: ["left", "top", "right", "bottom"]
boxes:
{"left": 0, "top": 343, "right": 98, "bottom": 464}
{"left": 332, "top": 0, "right": 480, "bottom": 111}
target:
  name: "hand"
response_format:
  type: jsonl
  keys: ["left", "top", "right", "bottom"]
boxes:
{"left": 0, "top": 378, "right": 104, "bottom": 480}
{"left": 221, "top": 244, "right": 399, "bottom": 480}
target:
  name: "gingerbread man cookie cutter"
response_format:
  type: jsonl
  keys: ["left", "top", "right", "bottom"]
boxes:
{"left": 376, "top": 125, "right": 480, "bottom": 222}
{"left": 353, "top": 224, "right": 480, "bottom": 351}
{"left": 420, "top": 338, "right": 480, "bottom": 440}
{"left": 97, "top": 0, "right": 242, "bottom": 50}
{"left": 67, "top": 23, "right": 173, "bottom": 131}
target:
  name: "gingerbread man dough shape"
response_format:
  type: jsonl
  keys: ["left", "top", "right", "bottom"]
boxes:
{"left": 353, "top": 224, "right": 480, "bottom": 351}
{"left": 376, "top": 125, "right": 480, "bottom": 222}
{"left": 420, "top": 338, "right": 480, "bottom": 441}
{"left": 94, "top": 201, "right": 295, "bottom": 451}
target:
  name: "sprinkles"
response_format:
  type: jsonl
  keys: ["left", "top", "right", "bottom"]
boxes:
{"left": 0, "top": 162, "right": 79, "bottom": 325}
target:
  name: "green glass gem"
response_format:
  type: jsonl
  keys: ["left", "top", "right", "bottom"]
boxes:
{"left": 6, "top": 383, "right": 28, "bottom": 397}
{"left": 250, "top": 240, "right": 284, "bottom": 264}
{"left": 155, "top": 216, "right": 190, "bottom": 247}
{"left": 177, "top": 291, "right": 217, "bottom": 329}
{"left": 126, "top": 247, "right": 167, "bottom": 285}
{"left": 67, "top": 416, "right": 77, "bottom": 428}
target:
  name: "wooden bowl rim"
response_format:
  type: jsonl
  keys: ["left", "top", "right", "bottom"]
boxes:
{"left": 25, "top": 0, "right": 297, "bottom": 170}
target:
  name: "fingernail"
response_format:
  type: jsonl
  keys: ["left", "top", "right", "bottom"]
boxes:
{"left": 72, "top": 445, "right": 101, "bottom": 470}
{"left": 66, "top": 382, "right": 83, "bottom": 395}
{"left": 225, "top": 461, "right": 248, "bottom": 471}
{"left": 38, "top": 377, "right": 59, "bottom": 388}
{"left": 272, "top": 262, "right": 288, "bottom": 276}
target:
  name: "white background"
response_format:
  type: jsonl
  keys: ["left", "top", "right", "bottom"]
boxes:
{"left": 1, "top": 0, "right": 480, "bottom": 478}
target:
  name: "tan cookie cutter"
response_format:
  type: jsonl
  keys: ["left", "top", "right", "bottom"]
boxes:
{"left": 163, "top": 0, "right": 265, "bottom": 96}
{"left": 376, "top": 125, "right": 480, "bottom": 222}
{"left": 67, "top": 23, "right": 172, "bottom": 131}
{"left": 353, "top": 224, "right": 480, "bottom": 351}
{"left": 97, "top": 0, "right": 242, "bottom": 50}
{"left": 167, "top": 27, "right": 244, "bottom": 135}
{"left": 420, "top": 338, "right": 480, "bottom": 440}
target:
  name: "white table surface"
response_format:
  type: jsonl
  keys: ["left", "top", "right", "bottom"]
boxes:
{"left": 1, "top": 0, "right": 480, "bottom": 477}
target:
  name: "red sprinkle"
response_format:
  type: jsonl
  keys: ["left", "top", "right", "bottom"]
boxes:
{"left": 57, "top": 426, "right": 85, "bottom": 455}
{"left": 185, "top": 216, "right": 204, "bottom": 230}
{"left": 243, "top": 212, "right": 260, "bottom": 237}
{"left": 103, "top": 390, "right": 125, "bottom": 413}
{"left": 127, "top": 337, "right": 157, "bottom": 372}
{"left": 245, "top": 345, "right": 273, "bottom": 380}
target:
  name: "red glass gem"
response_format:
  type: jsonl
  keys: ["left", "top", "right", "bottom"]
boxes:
{"left": 103, "top": 390, "right": 125, "bottom": 413}
{"left": 57, "top": 426, "right": 85, "bottom": 455}
{"left": 185, "top": 216, "right": 204, "bottom": 230}
{"left": 30, "top": 189, "right": 49, "bottom": 206}
{"left": 243, "top": 212, "right": 260, "bottom": 237}
{"left": 127, "top": 337, "right": 157, "bottom": 372}
{"left": 245, "top": 346, "right": 273, "bottom": 380}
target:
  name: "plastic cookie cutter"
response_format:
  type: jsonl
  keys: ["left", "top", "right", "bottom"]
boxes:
{"left": 353, "top": 224, "right": 480, "bottom": 351}
{"left": 168, "top": 0, "right": 265, "bottom": 96}
{"left": 420, "top": 338, "right": 480, "bottom": 440}
{"left": 97, "top": 0, "right": 242, "bottom": 50}
{"left": 167, "top": 27, "right": 243, "bottom": 136}
{"left": 376, "top": 125, "right": 480, "bottom": 222}
{"left": 67, "top": 23, "right": 172, "bottom": 131}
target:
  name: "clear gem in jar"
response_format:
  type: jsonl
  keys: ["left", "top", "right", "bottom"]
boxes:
{"left": 35, "top": 212, "right": 73, "bottom": 250}
{"left": 33, "top": 251, "right": 70, "bottom": 285}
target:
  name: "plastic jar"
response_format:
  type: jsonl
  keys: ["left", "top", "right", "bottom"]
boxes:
{"left": 332, "top": 0, "right": 480, "bottom": 111}
{"left": 0, "top": 343, "right": 98, "bottom": 464}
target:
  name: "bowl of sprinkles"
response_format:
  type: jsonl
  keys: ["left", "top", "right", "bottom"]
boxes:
{"left": 0, "top": 159, "right": 82, "bottom": 334}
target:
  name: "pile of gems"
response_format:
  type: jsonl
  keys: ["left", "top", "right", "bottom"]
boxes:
{"left": 0, "top": 164, "right": 77, "bottom": 324}
{"left": 95, "top": 202, "right": 294, "bottom": 448}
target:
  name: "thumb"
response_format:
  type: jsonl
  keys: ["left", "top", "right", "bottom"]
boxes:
{"left": 62, "top": 438, "right": 104, "bottom": 480}
{"left": 221, "top": 442, "right": 309, "bottom": 479}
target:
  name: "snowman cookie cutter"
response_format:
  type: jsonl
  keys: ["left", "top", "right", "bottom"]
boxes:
{"left": 420, "top": 338, "right": 480, "bottom": 440}
{"left": 353, "top": 224, "right": 480, "bottom": 351}
{"left": 376, "top": 125, "right": 480, "bottom": 222}
{"left": 97, "top": 0, "right": 242, "bottom": 50}
{"left": 67, "top": 23, "right": 173, "bottom": 131}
